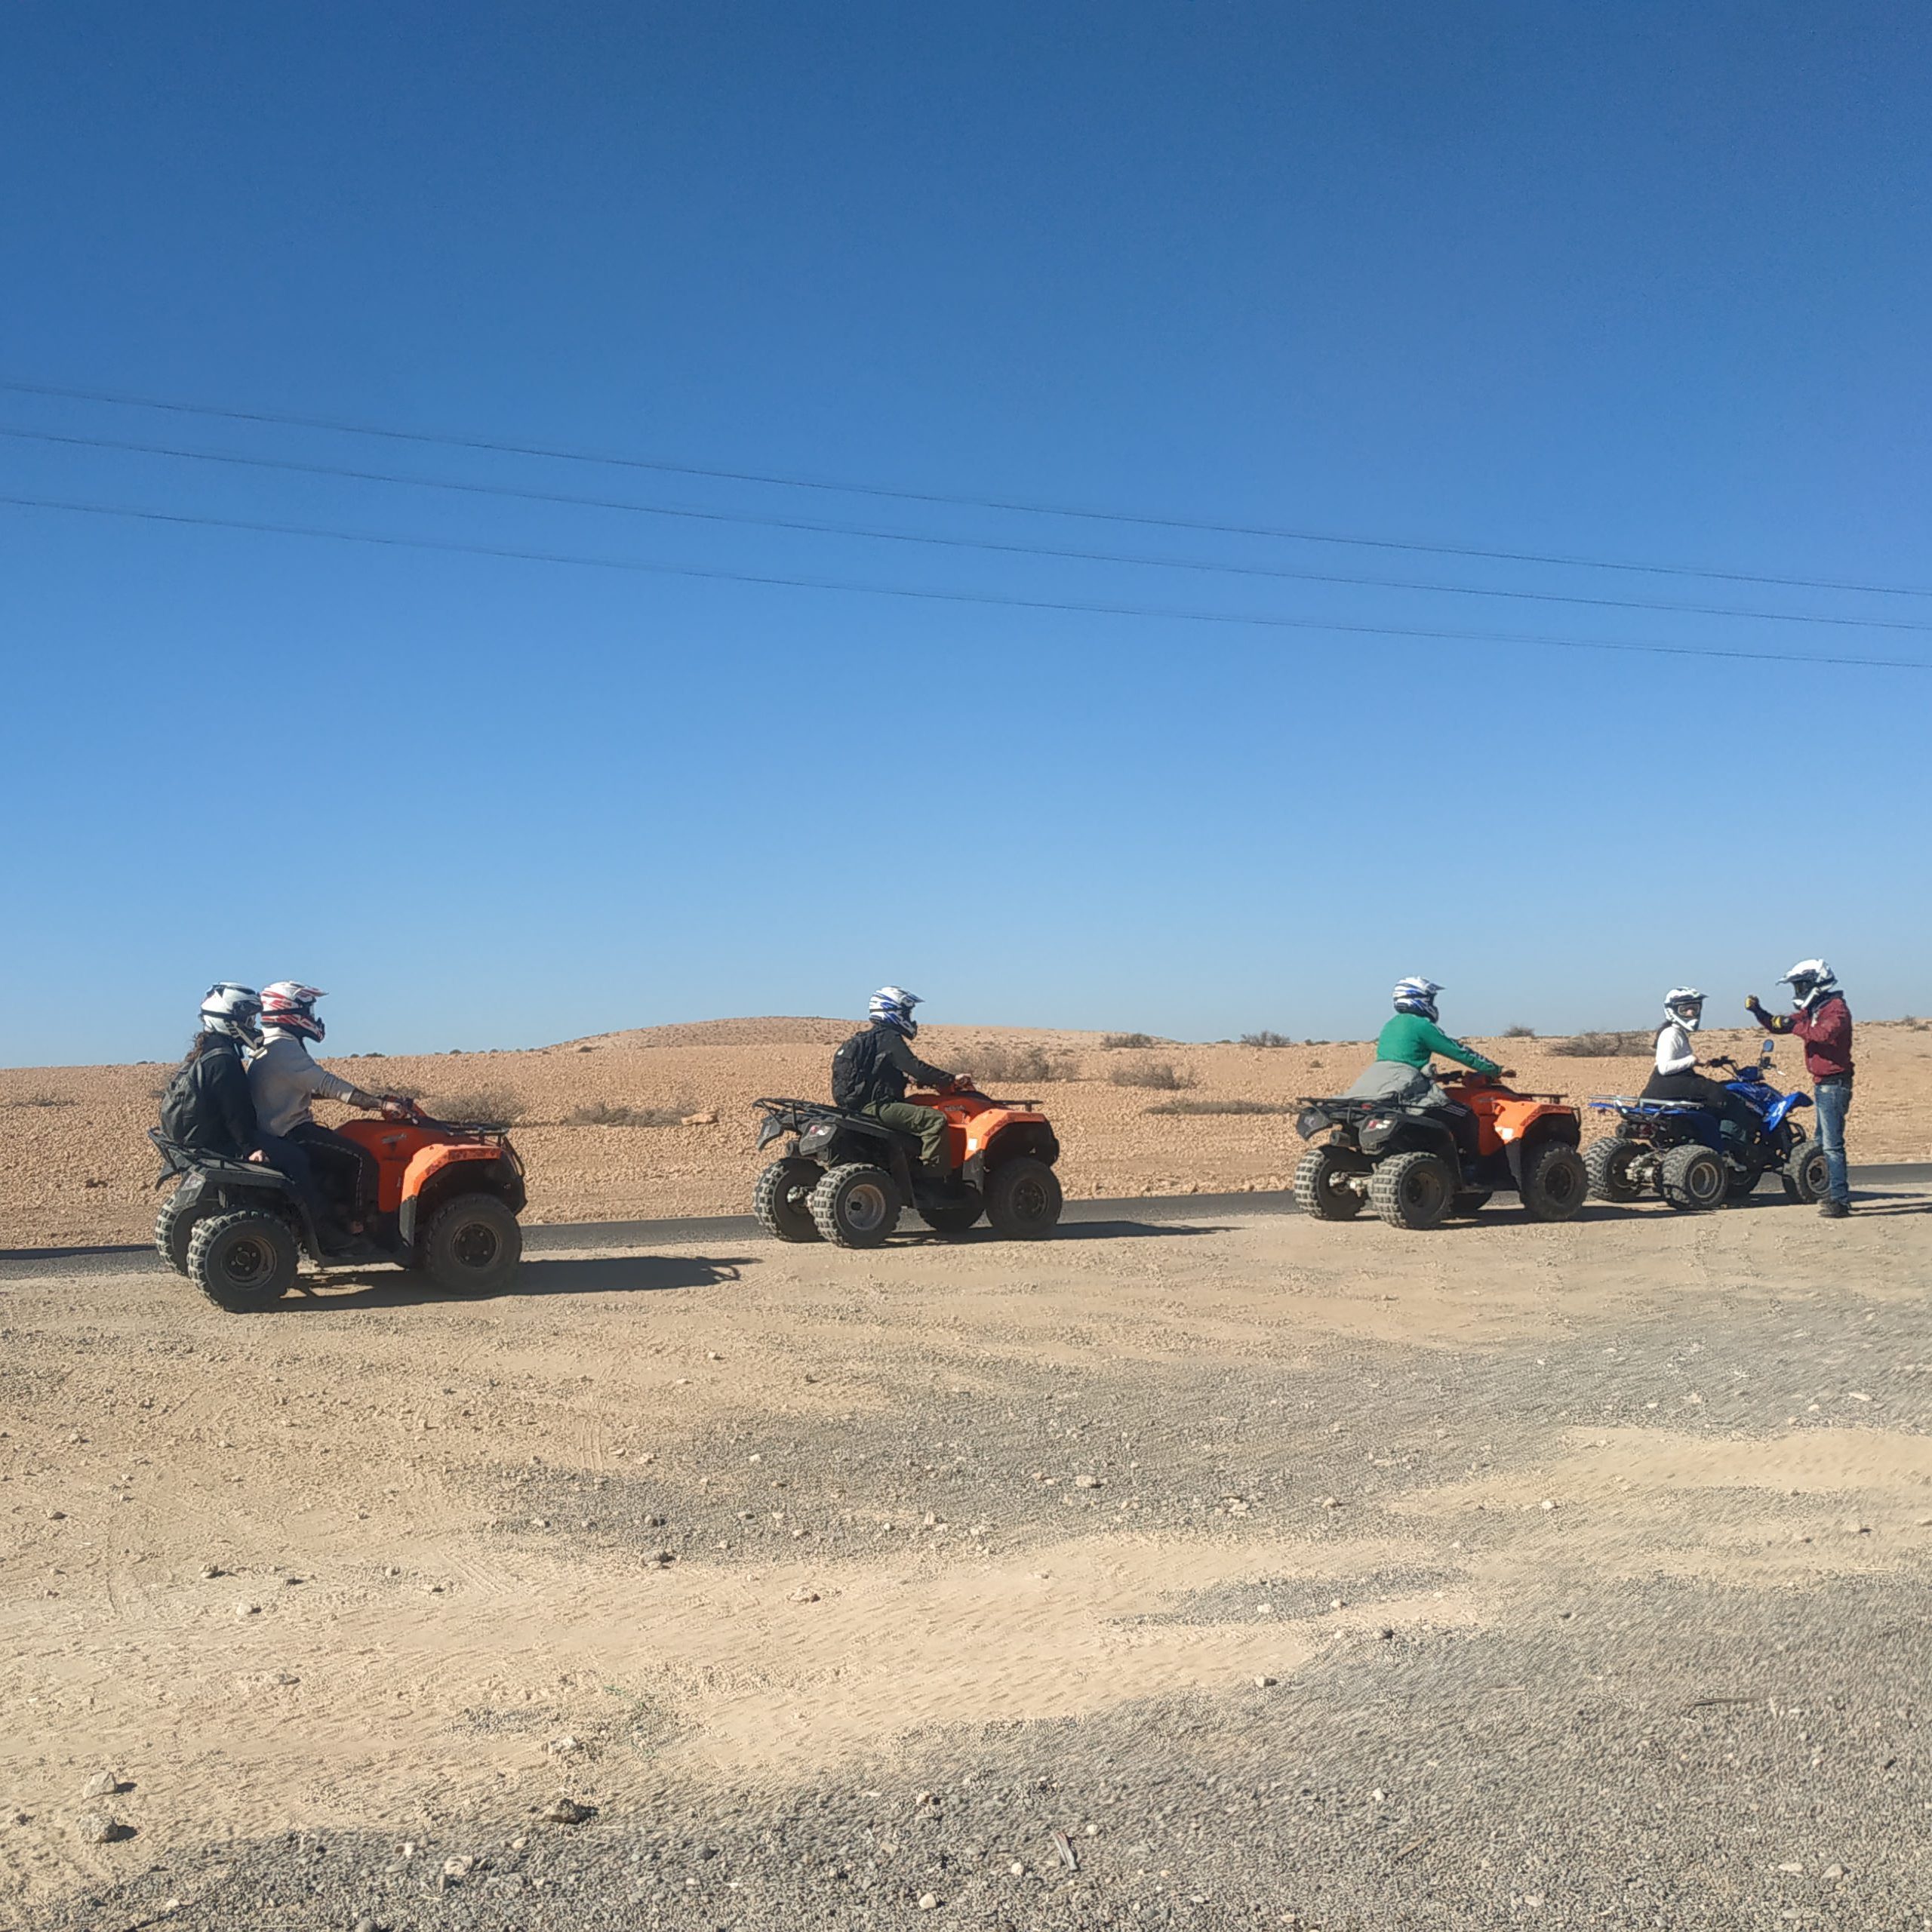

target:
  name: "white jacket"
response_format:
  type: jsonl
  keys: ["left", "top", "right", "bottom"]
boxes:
{"left": 249, "top": 1031, "right": 365, "bottom": 1137}
{"left": 1654, "top": 1021, "right": 1697, "bottom": 1078}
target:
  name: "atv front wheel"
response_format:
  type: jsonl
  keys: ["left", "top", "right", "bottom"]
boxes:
{"left": 754, "top": 1158, "right": 823, "bottom": 1241}
{"left": 1520, "top": 1142, "right": 1587, "bottom": 1222}
{"left": 422, "top": 1193, "right": 522, "bottom": 1293}
{"left": 1293, "top": 1146, "right": 1367, "bottom": 1220}
{"left": 986, "top": 1157, "right": 1063, "bottom": 1239}
{"left": 155, "top": 1192, "right": 212, "bottom": 1275}
{"left": 1369, "top": 1151, "right": 1455, "bottom": 1231}
{"left": 187, "top": 1210, "right": 300, "bottom": 1311}
{"left": 1782, "top": 1140, "right": 1829, "bottom": 1204}
{"left": 810, "top": 1164, "right": 900, "bottom": 1248}
{"left": 1584, "top": 1137, "right": 1647, "bottom": 1202}
{"left": 1657, "top": 1143, "right": 1725, "bottom": 1212}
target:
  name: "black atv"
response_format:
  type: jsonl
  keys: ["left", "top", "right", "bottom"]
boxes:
{"left": 751, "top": 1087, "right": 1063, "bottom": 1247}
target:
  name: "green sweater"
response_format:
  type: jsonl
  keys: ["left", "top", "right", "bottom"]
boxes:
{"left": 1375, "top": 1012, "right": 1500, "bottom": 1075}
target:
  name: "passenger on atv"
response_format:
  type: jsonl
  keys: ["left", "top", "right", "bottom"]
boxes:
{"left": 248, "top": 981, "right": 409, "bottom": 1256}
{"left": 1343, "top": 977, "right": 1500, "bottom": 1156}
{"left": 831, "top": 987, "right": 969, "bottom": 1179}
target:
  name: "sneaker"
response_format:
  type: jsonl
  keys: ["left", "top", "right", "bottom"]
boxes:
{"left": 1818, "top": 1198, "right": 1850, "bottom": 1220}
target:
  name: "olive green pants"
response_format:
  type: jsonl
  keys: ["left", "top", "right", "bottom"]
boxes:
{"left": 861, "top": 1100, "right": 951, "bottom": 1174}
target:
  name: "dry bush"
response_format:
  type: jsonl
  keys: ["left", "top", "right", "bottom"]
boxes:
{"left": 1146, "top": 1097, "right": 1290, "bottom": 1115}
{"left": 1100, "top": 1032, "right": 1159, "bottom": 1051}
{"left": 563, "top": 1100, "right": 689, "bottom": 1128}
{"left": 1239, "top": 1030, "right": 1294, "bottom": 1049}
{"left": 1107, "top": 1059, "right": 1197, "bottom": 1091}
{"left": 425, "top": 1087, "right": 526, "bottom": 1124}
{"left": 974, "top": 1043, "right": 1078, "bottom": 1084}
{"left": 1549, "top": 1030, "right": 1653, "bottom": 1057}
{"left": 8, "top": 1094, "right": 75, "bottom": 1108}
{"left": 1502, "top": 1023, "right": 1537, "bottom": 1038}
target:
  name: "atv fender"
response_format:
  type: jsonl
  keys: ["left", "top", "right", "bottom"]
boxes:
{"left": 1500, "top": 1110, "right": 1580, "bottom": 1189}
{"left": 397, "top": 1144, "right": 522, "bottom": 1247}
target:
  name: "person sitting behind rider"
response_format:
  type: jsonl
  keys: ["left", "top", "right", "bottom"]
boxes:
{"left": 1346, "top": 977, "right": 1501, "bottom": 1109}
{"left": 248, "top": 982, "right": 405, "bottom": 1247}
{"left": 1640, "top": 986, "right": 1757, "bottom": 1160}
{"left": 831, "top": 987, "right": 966, "bottom": 1178}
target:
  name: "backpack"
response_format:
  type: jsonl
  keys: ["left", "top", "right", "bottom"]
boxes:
{"left": 830, "top": 1029, "right": 881, "bottom": 1109}
{"left": 157, "top": 1043, "right": 241, "bottom": 1152}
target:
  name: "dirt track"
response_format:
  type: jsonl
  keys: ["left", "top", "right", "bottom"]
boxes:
{"left": 7, "top": 1016, "right": 1930, "bottom": 1249}
{"left": 5, "top": 1181, "right": 1932, "bottom": 1929}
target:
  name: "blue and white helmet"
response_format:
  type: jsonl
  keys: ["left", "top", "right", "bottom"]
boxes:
{"left": 1778, "top": 958, "right": 1838, "bottom": 1009}
{"left": 869, "top": 986, "right": 923, "bottom": 1038}
{"left": 1392, "top": 977, "right": 1442, "bottom": 1023}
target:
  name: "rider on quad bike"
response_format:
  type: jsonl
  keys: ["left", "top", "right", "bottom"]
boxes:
{"left": 1639, "top": 986, "right": 1758, "bottom": 1159}
{"left": 1347, "top": 978, "right": 1501, "bottom": 1118}
{"left": 831, "top": 989, "right": 965, "bottom": 1180}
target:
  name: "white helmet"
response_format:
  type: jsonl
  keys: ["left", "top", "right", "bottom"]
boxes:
{"left": 869, "top": 986, "right": 923, "bottom": 1038}
{"left": 260, "top": 980, "right": 328, "bottom": 1043}
{"left": 1663, "top": 986, "right": 1706, "bottom": 1032}
{"left": 1777, "top": 958, "right": 1838, "bottom": 1010}
{"left": 198, "top": 982, "right": 262, "bottom": 1047}
{"left": 1392, "top": 977, "right": 1442, "bottom": 1023}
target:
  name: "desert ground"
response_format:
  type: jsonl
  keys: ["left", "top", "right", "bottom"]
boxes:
{"left": 5, "top": 1171, "right": 1932, "bottom": 1928}
{"left": 5, "top": 1015, "right": 1930, "bottom": 1250}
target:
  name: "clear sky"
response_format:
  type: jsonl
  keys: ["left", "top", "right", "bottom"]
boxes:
{"left": 3, "top": 2, "right": 1928, "bottom": 1066}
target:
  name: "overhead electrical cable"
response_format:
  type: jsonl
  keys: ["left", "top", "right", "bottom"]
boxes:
{"left": 4, "top": 491, "right": 1927, "bottom": 675}
{"left": 7, "top": 423, "right": 1930, "bottom": 638}
{"left": 5, "top": 374, "right": 1929, "bottom": 601}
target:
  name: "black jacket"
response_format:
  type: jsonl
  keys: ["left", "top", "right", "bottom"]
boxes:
{"left": 832, "top": 1023, "right": 955, "bottom": 1109}
{"left": 158, "top": 1035, "right": 261, "bottom": 1158}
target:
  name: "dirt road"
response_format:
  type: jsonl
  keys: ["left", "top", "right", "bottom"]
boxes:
{"left": 5, "top": 1187, "right": 1931, "bottom": 1928}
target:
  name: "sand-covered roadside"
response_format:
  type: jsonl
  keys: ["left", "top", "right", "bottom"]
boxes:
{"left": 5, "top": 1016, "right": 1928, "bottom": 1249}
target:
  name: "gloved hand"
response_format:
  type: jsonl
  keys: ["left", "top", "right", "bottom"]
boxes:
{"left": 949, "top": 1075, "right": 977, "bottom": 1094}
{"left": 1744, "top": 993, "right": 1763, "bottom": 1012}
{"left": 380, "top": 1095, "right": 413, "bottom": 1121}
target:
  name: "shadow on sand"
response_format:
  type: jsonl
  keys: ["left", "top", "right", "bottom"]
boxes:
{"left": 268, "top": 1252, "right": 755, "bottom": 1310}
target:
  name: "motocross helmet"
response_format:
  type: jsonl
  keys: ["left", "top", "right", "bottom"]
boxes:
{"left": 1392, "top": 977, "right": 1442, "bottom": 1023}
{"left": 869, "top": 986, "right": 922, "bottom": 1038}
{"left": 260, "top": 980, "right": 328, "bottom": 1043}
{"left": 1663, "top": 986, "right": 1706, "bottom": 1032}
{"left": 1778, "top": 958, "right": 1837, "bottom": 1010}
{"left": 198, "top": 983, "right": 263, "bottom": 1048}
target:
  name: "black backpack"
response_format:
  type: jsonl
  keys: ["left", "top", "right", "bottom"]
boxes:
{"left": 830, "top": 1029, "right": 881, "bottom": 1109}
{"left": 157, "top": 1043, "right": 242, "bottom": 1152}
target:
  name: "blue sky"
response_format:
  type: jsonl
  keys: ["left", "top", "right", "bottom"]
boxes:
{"left": 3, "top": 2, "right": 1928, "bottom": 1066}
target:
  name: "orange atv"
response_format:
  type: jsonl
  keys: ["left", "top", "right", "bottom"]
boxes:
{"left": 752, "top": 1083, "right": 1062, "bottom": 1246}
{"left": 150, "top": 1101, "right": 527, "bottom": 1309}
{"left": 1294, "top": 1068, "right": 1586, "bottom": 1230}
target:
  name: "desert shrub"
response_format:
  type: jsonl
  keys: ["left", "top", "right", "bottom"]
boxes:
{"left": 563, "top": 1100, "right": 689, "bottom": 1127}
{"left": 426, "top": 1087, "right": 526, "bottom": 1124}
{"left": 1239, "top": 1030, "right": 1294, "bottom": 1049}
{"left": 1106, "top": 1059, "right": 1197, "bottom": 1091}
{"left": 974, "top": 1043, "right": 1078, "bottom": 1084}
{"left": 1100, "top": 1032, "right": 1158, "bottom": 1051}
{"left": 1501, "top": 1023, "right": 1536, "bottom": 1038}
{"left": 1146, "top": 1097, "right": 1291, "bottom": 1115}
{"left": 1549, "top": 1030, "right": 1653, "bottom": 1057}
{"left": 8, "top": 1094, "right": 74, "bottom": 1108}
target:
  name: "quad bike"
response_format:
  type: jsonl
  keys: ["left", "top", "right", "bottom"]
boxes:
{"left": 150, "top": 1101, "right": 528, "bottom": 1310}
{"left": 1294, "top": 1067, "right": 1588, "bottom": 1230}
{"left": 1584, "top": 1038, "right": 1825, "bottom": 1211}
{"left": 751, "top": 1082, "right": 1063, "bottom": 1247}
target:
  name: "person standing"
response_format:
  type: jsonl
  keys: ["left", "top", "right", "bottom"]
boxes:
{"left": 1747, "top": 959, "right": 1854, "bottom": 1218}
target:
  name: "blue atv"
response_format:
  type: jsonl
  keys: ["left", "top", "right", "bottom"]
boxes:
{"left": 1585, "top": 1038, "right": 1827, "bottom": 1211}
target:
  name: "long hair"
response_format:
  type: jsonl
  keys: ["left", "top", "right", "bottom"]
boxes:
{"left": 180, "top": 1029, "right": 229, "bottom": 1067}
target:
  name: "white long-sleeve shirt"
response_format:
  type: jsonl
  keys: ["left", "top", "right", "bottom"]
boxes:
{"left": 248, "top": 1031, "right": 367, "bottom": 1137}
{"left": 1654, "top": 1021, "right": 1697, "bottom": 1078}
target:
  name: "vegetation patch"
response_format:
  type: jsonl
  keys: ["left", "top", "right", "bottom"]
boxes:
{"left": 1549, "top": 1030, "right": 1653, "bottom": 1057}
{"left": 1107, "top": 1059, "right": 1198, "bottom": 1091}
{"left": 563, "top": 1100, "right": 690, "bottom": 1128}
{"left": 974, "top": 1044, "right": 1079, "bottom": 1084}
{"left": 1238, "top": 1030, "right": 1295, "bottom": 1049}
{"left": 1100, "top": 1032, "right": 1161, "bottom": 1051}
{"left": 1146, "top": 1097, "right": 1291, "bottom": 1116}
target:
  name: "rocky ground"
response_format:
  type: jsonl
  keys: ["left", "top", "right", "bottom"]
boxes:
{"left": 6, "top": 1014, "right": 1930, "bottom": 1248}
{"left": 4, "top": 1181, "right": 1931, "bottom": 1928}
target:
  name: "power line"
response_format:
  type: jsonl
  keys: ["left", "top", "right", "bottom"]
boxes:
{"left": 5, "top": 374, "right": 1929, "bottom": 601}
{"left": 8, "top": 422, "right": 1930, "bottom": 638}
{"left": 5, "top": 488, "right": 1927, "bottom": 673}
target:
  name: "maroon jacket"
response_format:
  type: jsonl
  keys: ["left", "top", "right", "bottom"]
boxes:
{"left": 1754, "top": 993, "right": 1854, "bottom": 1080}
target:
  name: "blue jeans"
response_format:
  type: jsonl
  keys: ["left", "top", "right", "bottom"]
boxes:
{"left": 1813, "top": 1076, "right": 1853, "bottom": 1204}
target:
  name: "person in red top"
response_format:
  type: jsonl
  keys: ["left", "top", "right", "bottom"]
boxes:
{"left": 1747, "top": 958, "right": 1854, "bottom": 1217}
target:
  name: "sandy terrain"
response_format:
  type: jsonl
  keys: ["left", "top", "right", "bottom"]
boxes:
{"left": 4, "top": 1184, "right": 1931, "bottom": 1927}
{"left": 6, "top": 1015, "right": 1930, "bottom": 1250}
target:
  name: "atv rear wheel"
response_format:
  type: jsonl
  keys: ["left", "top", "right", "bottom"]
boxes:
{"left": 1370, "top": 1151, "right": 1455, "bottom": 1230}
{"left": 1520, "top": 1141, "right": 1587, "bottom": 1222}
{"left": 810, "top": 1164, "right": 900, "bottom": 1248}
{"left": 187, "top": 1210, "right": 300, "bottom": 1311}
{"left": 422, "top": 1193, "right": 522, "bottom": 1292}
{"left": 1584, "top": 1137, "right": 1647, "bottom": 1202}
{"left": 1782, "top": 1139, "right": 1829, "bottom": 1204}
{"left": 1657, "top": 1143, "right": 1725, "bottom": 1211}
{"left": 754, "top": 1158, "right": 823, "bottom": 1241}
{"left": 1293, "top": 1146, "right": 1367, "bottom": 1220}
{"left": 986, "top": 1157, "right": 1063, "bottom": 1239}
{"left": 155, "top": 1192, "right": 211, "bottom": 1275}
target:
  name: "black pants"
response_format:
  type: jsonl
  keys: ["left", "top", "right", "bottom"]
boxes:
{"left": 1641, "top": 1072, "right": 1757, "bottom": 1149}
{"left": 288, "top": 1120, "right": 377, "bottom": 1224}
